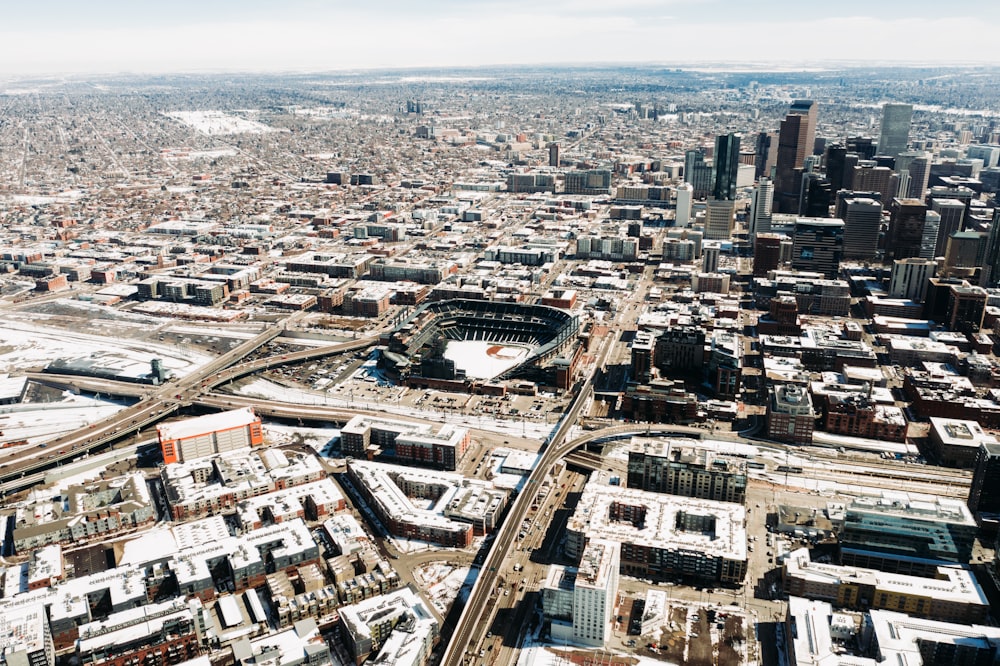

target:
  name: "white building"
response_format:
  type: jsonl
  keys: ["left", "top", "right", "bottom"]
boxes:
{"left": 675, "top": 183, "right": 692, "bottom": 226}
{"left": 572, "top": 540, "right": 620, "bottom": 647}
{"left": 566, "top": 481, "right": 747, "bottom": 584}
{"left": 889, "top": 257, "right": 936, "bottom": 302}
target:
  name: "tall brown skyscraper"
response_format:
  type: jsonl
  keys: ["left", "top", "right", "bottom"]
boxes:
{"left": 774, "top": 100, "right": 817, "bottom": 213}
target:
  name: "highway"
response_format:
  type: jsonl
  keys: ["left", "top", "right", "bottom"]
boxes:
{"left": 0, "top": 329, "right": 377, "bottom": 492}
{"left": 440, "top": 318, "right": 624, "bottom": 666}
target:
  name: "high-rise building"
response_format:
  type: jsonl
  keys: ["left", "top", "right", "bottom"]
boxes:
{"left": 944, "top": 231, "right": 988, "bottom": 276}
{"left": 842, "top": 197, "right": 882, "bottom": 259}
{"left": 703, "top": 198, "right": 736, "bottom": 240}
{"left": 548, "top": 142, "right": 560, "bottom": 167}
{"left": 835, "top": 190, "right": 882, "bottom": 221}
{"left": 564, "top": 169, "right": 611, "bottom": 195}
{"left": 846, "top": 136, "right": 877, "bottom": 160}
{"left": 887, "top": 198, "right": 928, "bottom": 260}
{"left": 824, "top": 143, "right": 849, "bottom": 192}
{"left": 931, "top": 198, "right": 966, "bottom": 257}
{"left": 753, "top": 234, "right": 783, "bottom": 277}
{"left": 712, "top": 132, "right": 741, "bottom": 201}
{"left": 572, "top": 539, "right": 620, "bottom": 647}
{"left": 684, "top": 149, "right": 712, "bottom": 199}
{"left": 889, "top": 257, "right": 936, "bottom": 302}
{"left": 874, "top": 155, "right": 896, "bottom": 169}
{"left": 851, "top": 161, "right": 897, "bottom": 202}
{"left": 966, "top": 144, "right": 1000, "bottom": 169}
{"left": 968, "top": 442, "right": 1000, "bottom": 532}
{"left": 630, "top": 331, "right": 655, "bottom": 384}
{"left": 980, "top": 209, "right": 1000, "bottom": 288}
{"left": 947, "top": 283, "right": 987, "bottom": 334}
{"left": 894, "top": 171, "right": 911, "bottom": 203}
{"left": 754, "top": 131, "right": 778, "bottom": 179}
{"left": 878, "top": 103, "right": 913, "bottom": 158}
{"left": 748, "top": 177, "right": 774, "bottom": 237}
{"left": 920, "top": 210, "right": 942, "bottom": 259}
{"left": 774, "top": 100, "right": 818, "bottom": 213}
{"left": 799, "top": 172, "right": 833, "bottom": 217}
{"left": 906, "top": 154, "right": 932, "bottom": 198}
{"left": 674, "top": 183, "right": 693, "bottom": 226}
{"left": 702, "top": 245, "right": 720, "bottom": 273}
{"left": 790, "top": 217, "right": 844, "bottom": 277}
{"left": 894, "top": 149, "right": 927, "bottom": 175}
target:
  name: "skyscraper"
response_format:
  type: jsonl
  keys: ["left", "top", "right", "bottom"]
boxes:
{"left": 980, "top": 209, "right": 1000, "bottom": 288}
{"left": 799, "top": 172, "right": 833, "bottom": 217}
{"left": 703, "top": 199, "right": 736, "bottom": 240}
{"left": 894, "top": 171, "right": 911, "bottom": 203}
{"left": 968, "top": 442, "right": 1000, "bottom": 532}
{"left": 851, "top": 162, "right": 897, "bottom": 202}
{"left": 946, "top": 283, "right": 987, "bottom": 334}
{"left": 846, "top": 136, "right": 877, "bottom": 160}
{"left": 774, "top": 100, "right": 817, "bottom": 213}
{"left": 842, "top": 197, "right": 882, "bottom": 259}
{"left": 906, "top": 153, "right": 932, "bottom": 198}
{"left": 572, "top": 539, "right": 620, "bottom": 647}
{"left": 748, "top": 177, "right": 774, "bottom": 238}
{"left": 548, "top": 142, "right": 560, "bottom": 167}
{"left": 791, "top": 217, "right": 844, "bottom": 277}
{"left": 824, "top": 143, "right": 849, "bottom": 192}
{"left": 887, "top": 198, "right": 928, "bottom": 260}
{"left": 878, "top": 103, "right": 914, "bottom": 159}
{"left": 675, "top": 183, "right": 693, "bottom": 227}
{"left": 703, "top": 245, "right": 720, "bottom": 273}
{"left": 684, "top": 148, "right": 712, "bottom": 199}
{"left": 919, "top": 211, "right": 941, "bottom": 260}
{"left": 753, "top": 234, "right": 783, "bottom": 277}
{"left": 931, "top": 198, "right": 966, "bottom": 257}
{"left": 712, "top": 132, "right": 741, "bottom": 201}
{"left": 754, "top": 131, "right": 777, "bottom": 179}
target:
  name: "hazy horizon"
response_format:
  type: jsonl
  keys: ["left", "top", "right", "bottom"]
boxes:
{"left": 3, "top": 0, "right": 999, "bottom": 77}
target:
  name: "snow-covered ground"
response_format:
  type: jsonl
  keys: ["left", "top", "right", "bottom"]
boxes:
{"left": 164, "top": 111, "right": 282, "bottom": 135}
{"left": 413, "top": 563, "right": 469, "bottom": 615}
{"left": 262, "top": 423, "right": 340, "bottom": 454}
{"left": 443, "top": 340, "right": 530, "bottom": 380}
{"left": 162, "top": 148, "right": 238, "bottom": 160}
{"left": 0, "top": 317, "right": 211, "bottom": 377}
{"left": 0, "top": 394, "right": 127, "bottom": 446}
{"left": 389, "top": 537, "right": 442, "bottom": 555}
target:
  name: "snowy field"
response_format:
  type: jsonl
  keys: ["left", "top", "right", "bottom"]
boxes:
{"left": 443, "top": 340, "right": 530, "bottom": 380}
{"left": 162, "top": 147, "right": 239, "bottom": 160}
{"left": 0, "top": 394, "right": 127, "bottom": 446}
{"left": 262, "top": 423, "right": 340, "bottom": 454}
{"left": 164, "top": 111, "right": 282, "bottom": 135}
{"left": 413, "top": 563, "right": 470, "bottom": 615}
{"left": 4, "top": 191, "right": 87, "bottom": 205}
{"left": 0, "top": 319, "right": 210, "bottom": 377}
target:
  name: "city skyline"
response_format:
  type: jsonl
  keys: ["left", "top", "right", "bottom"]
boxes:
{"left": 2, "top": 1, "right": 1000, "bottom": 76}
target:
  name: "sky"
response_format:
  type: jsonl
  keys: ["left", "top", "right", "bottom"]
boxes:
{"left": 2, "top": 1, "right": 1000, "bottom": 76}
